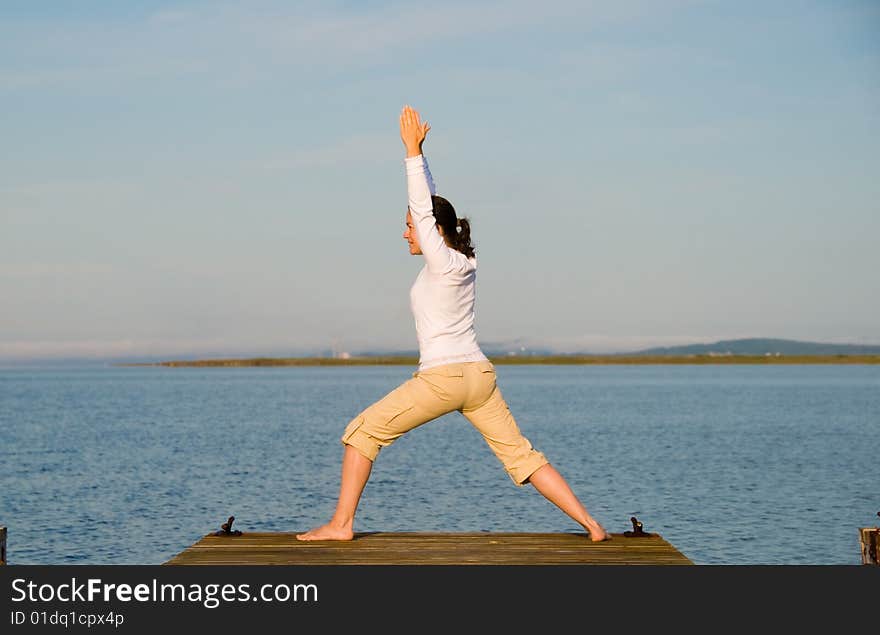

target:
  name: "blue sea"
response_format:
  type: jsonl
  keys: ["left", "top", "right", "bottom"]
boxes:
{"left": 1, "top": 363, "right": 877, "bottom": 565}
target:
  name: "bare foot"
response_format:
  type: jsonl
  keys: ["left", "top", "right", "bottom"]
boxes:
{"left": 295, "top": 523, "right": 354, "bottom": 541}
{"left": 585, "top": 521, "right": 611, "bottom": 542}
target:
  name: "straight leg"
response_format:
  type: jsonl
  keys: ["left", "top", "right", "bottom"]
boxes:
{"left": 526, "top": 463, "right": 609, "bottom": 541}
{"left": 461, "top": 371, "right": 609, "bottom": 541}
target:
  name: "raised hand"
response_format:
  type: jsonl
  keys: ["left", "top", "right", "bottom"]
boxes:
{"left": 399, "top": 104, "right": 431, "bottom": 158}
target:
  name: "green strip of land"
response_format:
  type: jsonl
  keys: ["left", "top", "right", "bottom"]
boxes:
{"left": 123, "top": 354, "right": 880, "bottom": 367}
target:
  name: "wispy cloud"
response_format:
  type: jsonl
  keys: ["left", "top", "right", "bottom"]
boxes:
{"left": 0, "top": 337, "right": 301, "bottom": 360}
{"left": 148, "top": 9, "right": 192, "bottom": 25}
{"left": 0, "top": 262, "right": 114, "bottom": 279}
{"left": 0, "top": 339, "right": 143, "bottom": 360}
{"left": 2, "top": 179, "right": 137, "bottom": 200}
{"left": 257, "top": 132, "right": 394, "bottom": 170}
{"left": 0, "top": 1, "right": 668, "bottom": 89}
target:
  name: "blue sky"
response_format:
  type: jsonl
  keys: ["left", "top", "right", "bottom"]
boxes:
{"left": 2, "top": 1, "right": 878, "bottom": 360}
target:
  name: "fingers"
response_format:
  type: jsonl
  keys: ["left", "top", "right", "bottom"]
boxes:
{"left": 401, "top": 105, "right": 429, "bottom": 128}
{"left": 400, "top": 104, "right": 430, "bottom": 146}
{"left": 401, "top": 104, "right": 421, "bottom": 127}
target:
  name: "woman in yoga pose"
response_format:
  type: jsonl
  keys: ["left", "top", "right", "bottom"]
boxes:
{"left": 297, "top": 105, "right": 609, "bottom": 542}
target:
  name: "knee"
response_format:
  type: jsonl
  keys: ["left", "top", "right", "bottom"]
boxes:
{"left": 505, "top": 451, "right": 549, "bottom": 487}
{"left": 340, "top": 416, "right": 381, "bottom": 461}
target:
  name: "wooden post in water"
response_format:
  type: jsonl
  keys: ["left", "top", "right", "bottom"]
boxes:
{"left": 859, "top": 527, "right": 879, "bottom": 565}
{"left": 1, "top": 526, "right": 6, "bottom": 565}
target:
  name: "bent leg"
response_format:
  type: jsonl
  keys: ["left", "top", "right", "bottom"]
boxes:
{"left": 340, "top": 377, "right": 453, "bottom": 461}
{"left": 296, "top": 444, "right": 371, "bottom": 541}
{"left": 298, "top": 372, "right": 459, "bottom": 541}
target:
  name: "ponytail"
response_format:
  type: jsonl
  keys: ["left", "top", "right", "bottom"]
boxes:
{"left": 431, "top": 195, "right": 475, "bottom": 259}
{"left": 454, "top": 217, "right": 475, "bottom": 259}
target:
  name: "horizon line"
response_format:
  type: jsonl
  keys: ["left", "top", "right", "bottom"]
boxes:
{"left": 3, "top": 335, "right": 880, "bottom": 364}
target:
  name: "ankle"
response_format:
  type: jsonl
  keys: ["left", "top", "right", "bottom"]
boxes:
{"left": 329, "top": 516, "right": 354, "bottom": 530}
{"left": 582, "top": 518, "right": 603, "bottom": 532}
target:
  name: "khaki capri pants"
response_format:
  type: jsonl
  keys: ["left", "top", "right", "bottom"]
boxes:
{"left": 341, "top": 360, "right": 548, "bottom": 485}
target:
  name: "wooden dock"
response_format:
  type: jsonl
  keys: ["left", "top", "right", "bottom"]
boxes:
{"left": 164, "top": 531, "right": 693, "bottom": 565}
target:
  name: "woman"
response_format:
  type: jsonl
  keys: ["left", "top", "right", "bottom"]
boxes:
{"left": 297, "top": 105, "right": 609, "bottom": 542}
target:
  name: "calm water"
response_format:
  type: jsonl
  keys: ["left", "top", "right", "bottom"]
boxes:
{"left": 1, "top": 363, "right": 877, "bottom": 565}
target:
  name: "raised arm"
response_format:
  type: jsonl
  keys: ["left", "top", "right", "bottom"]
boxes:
{"left": 400, "top": 105, "right": 453, "bottom": 273}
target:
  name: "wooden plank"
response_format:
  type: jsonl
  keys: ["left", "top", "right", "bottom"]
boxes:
{"left": 164, "top": 532, "right": 693, "bottom": 565}
{"left": 859, "top": 528, "right": 879, "bottom": 565}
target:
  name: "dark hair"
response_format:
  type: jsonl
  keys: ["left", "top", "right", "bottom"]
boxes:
{"left": 431, "top": 195, "right": 475, "bottom": 259}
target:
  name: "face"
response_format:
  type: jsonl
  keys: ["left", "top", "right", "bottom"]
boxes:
{"left": 404, "top": 209, "right": 449, "bottom": 255}
{"left": 403, "top": 210, "right": 421, "bottom": 255}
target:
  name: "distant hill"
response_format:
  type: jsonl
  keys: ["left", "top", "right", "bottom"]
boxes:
{"left": 624, "top": 338, "right": 880, "bottom": 357}
{"left": 351, "top": 337, "right": 880, "bottom": 358}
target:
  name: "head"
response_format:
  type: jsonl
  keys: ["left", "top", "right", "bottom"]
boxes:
{"left": 403, "top": 195, "right": 475, "bottom": 259}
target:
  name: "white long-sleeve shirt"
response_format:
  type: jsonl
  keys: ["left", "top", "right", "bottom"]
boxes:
{"left": 405, "top": 154, "right": 489, "bottom": 371}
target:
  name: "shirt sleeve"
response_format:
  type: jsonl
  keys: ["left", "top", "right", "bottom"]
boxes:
{"left": 405, "top": 154, "right": 455, "bottom": 274}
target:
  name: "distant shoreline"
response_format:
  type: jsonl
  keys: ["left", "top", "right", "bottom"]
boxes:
{"left": 119, "top": 354, "right": 880, "bottom": 367}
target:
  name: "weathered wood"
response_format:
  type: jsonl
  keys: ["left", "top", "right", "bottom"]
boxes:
{"left": 1, "top": 526, "right": 6, "bottom": 565}
{"left": 859, "top": 528, "right": 879, "bottom": 565}
{"left": 164, "top": 532, "right": 693, "bottom": 565}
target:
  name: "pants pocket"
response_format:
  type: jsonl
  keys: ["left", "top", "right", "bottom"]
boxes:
{"left": 344, "top": 398, "right": 416, "bottom": 446}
